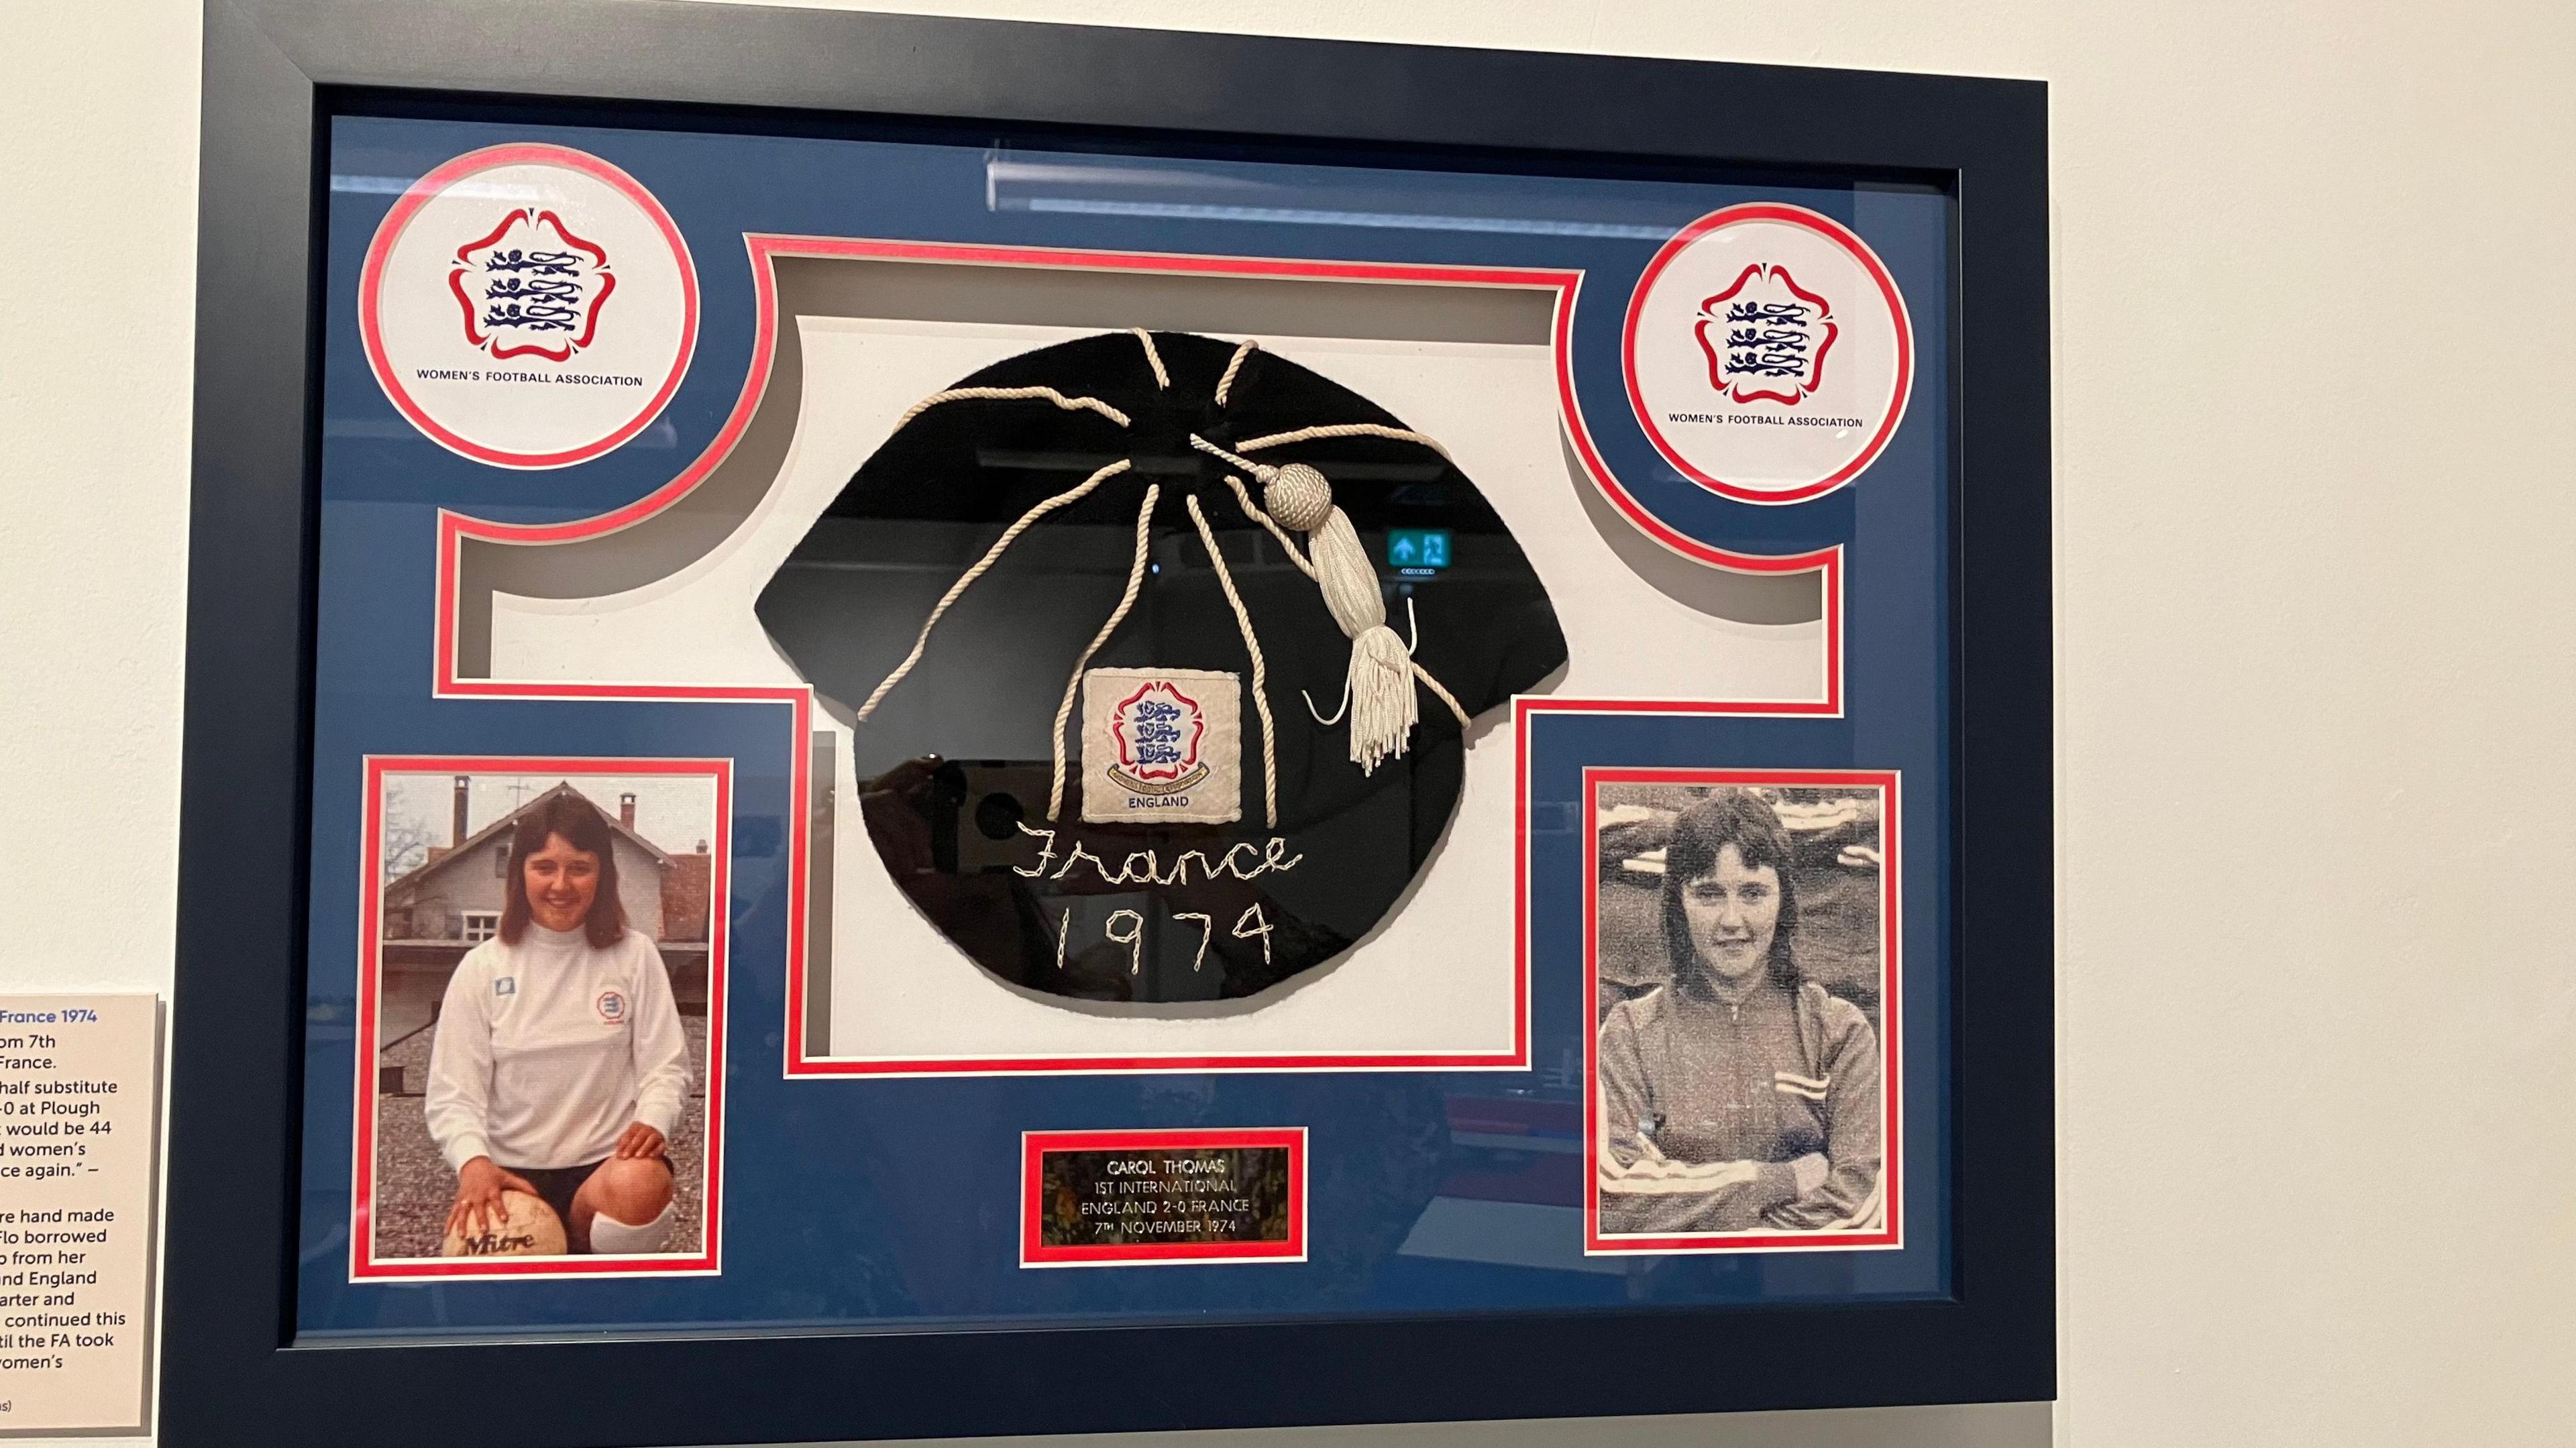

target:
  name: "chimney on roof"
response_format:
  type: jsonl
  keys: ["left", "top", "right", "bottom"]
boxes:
{"left": 620, "top": 793, "right": 637, "bottom": 830}
{"left": 452, "top": 775, "right": 470, "bottom": 847}
{"left": 696, "top": 838, "right": 708, "bottom": 854}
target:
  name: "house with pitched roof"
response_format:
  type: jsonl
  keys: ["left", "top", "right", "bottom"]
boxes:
{"left": 378, "top": 778, "right": 711, "bottom": 1049}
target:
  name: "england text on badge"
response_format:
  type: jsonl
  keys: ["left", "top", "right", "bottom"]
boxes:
{"left": 1622, "top": 203, "right": 1913, "bottom": 504}
{"left": 1080, "top": 668, "right": 1243, "bottom": 826}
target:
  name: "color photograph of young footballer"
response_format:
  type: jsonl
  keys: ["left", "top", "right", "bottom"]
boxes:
{"left": 1582, "top": 770, "right": 1901, "bottom": 1254}
{"left": 351, "top": 759, "right": 730, "bottom": 1278}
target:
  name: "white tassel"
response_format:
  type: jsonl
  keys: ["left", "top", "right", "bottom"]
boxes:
{"left": 1267, "top": 463, "right": 1418, "bottom": 774}
{"left": 1344, "top": 623, "right": 1418, "bottom": 775}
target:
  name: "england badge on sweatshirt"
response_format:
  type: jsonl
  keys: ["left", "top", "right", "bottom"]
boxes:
{"left": 1081, "top": 668, "right": 1241, "bottom": 826}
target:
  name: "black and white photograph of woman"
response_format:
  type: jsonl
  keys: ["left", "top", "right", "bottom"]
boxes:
{"left": 1592, "top": 779, "right": 1892, "bottom": 1242}
{"left": 367, "top": 769, "right": 719, "bottom": 1264}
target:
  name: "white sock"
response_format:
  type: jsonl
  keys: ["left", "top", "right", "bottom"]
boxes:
{"left": 586, "top": 1203, "right": 675, "bottom": 1254}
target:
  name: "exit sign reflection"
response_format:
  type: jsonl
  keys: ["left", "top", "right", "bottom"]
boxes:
{"left": 1386, "top": 528, "right": 1452, "bottom": 573}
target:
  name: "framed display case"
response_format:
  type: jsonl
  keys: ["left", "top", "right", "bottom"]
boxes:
{"left": 168, "top": 1, "right": 2053, "bottom": 1441}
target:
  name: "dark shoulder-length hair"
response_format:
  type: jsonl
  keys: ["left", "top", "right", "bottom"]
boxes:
{"left": 498, "top": 791, "right": 627, "bottom": 947}
{"left": 1660, "top": 789, "right": 1800, "bottom": 991}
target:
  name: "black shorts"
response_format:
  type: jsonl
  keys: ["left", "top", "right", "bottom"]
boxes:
{"left": 503, "top": 1156, "right": 670, "bottom": 1245}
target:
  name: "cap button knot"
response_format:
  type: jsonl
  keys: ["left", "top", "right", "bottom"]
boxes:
{"left": 1263, "top": 463, "right": 1334, "bottom": 532}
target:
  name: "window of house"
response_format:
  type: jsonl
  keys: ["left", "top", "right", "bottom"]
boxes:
{"left": 462, "top": 911, "right": 499, "bottom": 944}
{"left": 493, "top": 845, "right": 508, "bottom": 878}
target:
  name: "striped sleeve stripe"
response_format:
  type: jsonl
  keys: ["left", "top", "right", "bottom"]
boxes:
{"left": 1598, "top": 1160, "right": 1761, "bottom": 1196}
{"left": 1601, "top": 1154, "right": 1756, "bottom": 1183}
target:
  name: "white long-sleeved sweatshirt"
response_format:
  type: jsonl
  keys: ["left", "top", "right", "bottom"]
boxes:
{"left": 424, "top": 923, "right": 692, "bottom": 1172}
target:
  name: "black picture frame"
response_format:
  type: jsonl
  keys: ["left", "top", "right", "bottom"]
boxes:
{"left": 171, "top": 1, "right": 2053, "bottom": 1442}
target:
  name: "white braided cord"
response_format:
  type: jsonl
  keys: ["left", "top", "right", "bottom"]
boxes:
{"left": 853, "top": 459, "right": 1132, "bottom": 724}
{"left": 894, "top": 386, "right": 1130, "bottom": 431}
{"left": 1046, "top": 482, "right": 1161, "bottom": 822}
{"left": 1412, "top": 659, "right": 1472, "bottom": 728}
{"left": 1235, "top": 423, "right": 1452, "bottom": 460}
{"left": 1130, "top": 329, "right": 1170, "bottom": 390}
{"left": 1187, "top": 433, "right": 1271, "bottom": 480}
{"left": 1214, "top": 338, "right": 1258, "bottom": 405}
{"left": 1220, "top": 474, "right": 1316, "bottom": 579}
{"left": 1185, "top": 493, "right": 1279, "bottom": 829}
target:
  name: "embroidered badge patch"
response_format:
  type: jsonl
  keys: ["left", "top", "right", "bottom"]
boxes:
{"left": 1080, "top": 667, "right": 1242, "bottom": 826}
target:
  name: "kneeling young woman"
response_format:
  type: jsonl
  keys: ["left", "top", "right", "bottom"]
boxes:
{"left": 426, "top": 791, "right": 692, "bottom": 1254}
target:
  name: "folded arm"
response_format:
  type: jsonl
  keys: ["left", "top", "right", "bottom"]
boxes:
{"left": 1595, "top": 1001, "right": 1810, "bottom": 1234}
{"left": 1762, "top": 1003, "right": 1883, "bottom": 1231}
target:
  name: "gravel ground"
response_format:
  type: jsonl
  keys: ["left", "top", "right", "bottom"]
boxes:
{"left": 373, "top": 1015, "right": 709, "bottom": 1260}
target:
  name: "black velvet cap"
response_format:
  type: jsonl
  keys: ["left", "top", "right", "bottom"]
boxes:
{"left": 757, "top": 331, "right": 1565, "bottom": 1004}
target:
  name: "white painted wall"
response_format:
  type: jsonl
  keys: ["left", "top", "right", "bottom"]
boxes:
{"left": 2, "top": 1, "right": 2569, "bottom": 1445}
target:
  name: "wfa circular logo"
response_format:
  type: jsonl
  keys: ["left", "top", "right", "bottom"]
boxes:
{"left": 594, "top": 989, "right": 628, "bottom": 1026}
{"left": 1623, "top": 203, "right": 1912, "bottom": 504}
{"left": 359, "top": 144, "right": 698, "bottom": 469}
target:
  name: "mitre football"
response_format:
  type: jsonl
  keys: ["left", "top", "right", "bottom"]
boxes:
{"left": 439, "top": 1190, "right": 569, "bottom": 1258}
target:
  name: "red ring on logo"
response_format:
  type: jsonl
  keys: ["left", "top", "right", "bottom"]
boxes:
{"left": 358, "top": 143, "right": 700, "bottom": 470}
{"left": 1621, "top": 203, "right": 1913, "bottom": 506}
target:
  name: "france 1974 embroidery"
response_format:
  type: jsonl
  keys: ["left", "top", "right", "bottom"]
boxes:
{"left": 1080, "top": 667, "right": 1242, "bottom": 826}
